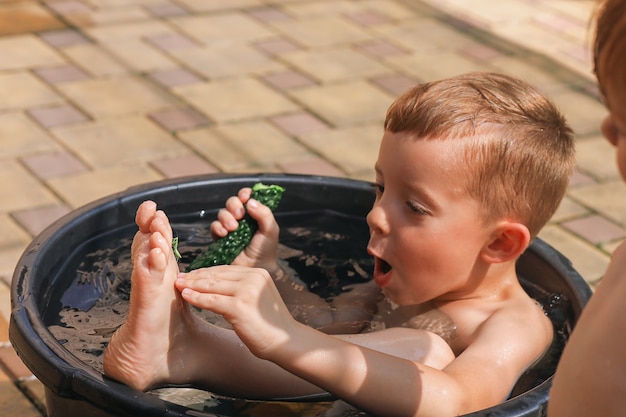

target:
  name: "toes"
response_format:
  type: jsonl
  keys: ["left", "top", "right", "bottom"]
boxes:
{"left": 150, "top": 211, "right": 173, "bottom": 243}
{"left": 136, "top": 201, "right": 157, "bottom": 233}
{"left": 148, "top": 246, "right": 168, "bottom": 272}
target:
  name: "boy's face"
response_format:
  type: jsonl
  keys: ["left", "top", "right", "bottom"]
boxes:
{"left": 366, "top": 131, "right": 495, "bottom": 306}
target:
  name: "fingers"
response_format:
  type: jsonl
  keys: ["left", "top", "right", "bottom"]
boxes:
{"left": 246, "top": 198, "right": 279, "bottom": 238}
{"left": 176, "top": 266, "right": 271, "bottom": 312}
{"left": 210, "top": 187, "right": 277, "bottom": 238}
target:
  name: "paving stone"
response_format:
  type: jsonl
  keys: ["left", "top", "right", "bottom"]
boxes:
{"left": 47, "top": 165, "right": 162, "bottom": 208}
{"left": 247, "top": 6, "right": 291, "bottom": 22}
{"left": 261, "top": 70, "right": 316, "bottom": 91}
{"left": 288, "top": 80, "right": 393, "bottom": 127}
{"left": 146, "top": 33, "right": 198, "bottom": 51}
{"left": 459, "top": 44, "right": 505, "bottom": 62}
{"left": 574, "top": 135, "right": 620, "bottom": 181}
{"left": 600, "top": 239, "right": 624, "bottom": 257}
{"left": 0, "top": 375, "right": 42, "bottom": 417}
{"left": 0, "top": 34, "right": 66, "bottom": 71}
{"left": 562, "top": 215, "right": 626, "bottom": 245}
{"left": 169, "top": 44, "right": 284, "bottom": 79}
{"left": 538, "top": 224, "right": 610, "bottom": 284}
{"left": 375, "top": 17, "right": 476, "bottom": 53}
{"left": 297, "top": 124, "right": 382, "bottom": 176}
{"left": 11, "top": 205, "right": 71, "bottom": 237}
{"left": 148, "top": 107, "right": 209, "bottom": 132}
{"left": 150, "top": 154, "right": 219, "bottom": 178}
{"left": 550, "top": 196, "right": 590, "bottom": 223}
{"left": 569, "top": 169, "right": 597, "bottom": 188}
{"left": 533, "top": 11, "right": 586, "bottom": 40}
{"left": 356, "top": 39, "right": 409, "bottom": 58}
{"left": 179, "top": 123, "right": 310, "bottom": 172}
{"left": 270, "top": 112, "right": 329, "bottom": 137}
{"left": 0, "top": 314, "right": 7, "bottom": 343}
{"left": 386, "top": 50, "right": 486, "bottom": 82}
{"left": 550, "top": 90, "right": 608, "bottom": 136}
{"left": 370, "top": 73, "right": 418, "bottom": 96}
{"left": 0, "top": 112, "right": 60, "bottom": 159}
{"left": 214, "top": 120, "right": 312, "bottom": 165}
{"left": 85, "top": 19, "right": 174, "bottom": 43}
{"left": 62, "top": 43, "right": 128, "bottom": 76}
{"left": 0, "top": 214, "right": 31, "bottom": 258}
{"left": 0, "top": 2, "right": 65, "bottom": 36}
{"left": 169, "top": 12, "right": 275, "bottom": 45}
{"left": 57, "top": 76, "right": 176, "bottom": 118}
{"left": 64, "top": 6, "right": 152, "bottom": 27}
{"left": 16, "top": 378, "right": 46, "bottom": 416}
{"left": 344, "top": 9, "right": 392, "bottom": 26}
{"left": 145, "top": 2, "right": 190, "bottom": 17}
{"left": 487, "top": 57, "right": 568, "bottom": 93}
{"left": 174, "top": 77, "right": 300, "bottom": 122}
{"left": 52, "top": 116, "right": 188, "bottom": 168}
{"left": 0, "top": 72, "right": 64, "bottom": 111}
{"left": 38, "top": 29, "right": 90, "bottom": 48}
{"left": 0, "top": 346, "right": 34, "bottom": 381}
{"left": 27, "top": 104, "right": 90, "bottom": 128}
{"left": 278, "top": 156, "right": 345, "bottom": 177}
{"left": 0, "top": 283, "right": 9, "bottom": 327}
{"left": 280, "top": 47, "right": 392, "bottom": 83}
{"left": 284, "top": 0, "right": 414, "bottom": 19}
{"left": 0, "top": 246, "right": 28, "bottom": 287}
{"left": 270, "top": 16, "right": 371, "bottom": 47}
{"left": 176, "top": 0, "right": 263, "bottom": 13}
{"left": 254, "top": 37, "right": 302, "bottom": 56}
{"left": 148, "top": 67, "right": 204, "bottom": 88}
{"left": 44, "top": 0, "right": 93, "bottom": 15}
{"left": 20, "top": 151, "right": 89, "bottom": 180}
{"left": 33, "top": 65, "right": 90, "bottom": 84}
{"left": 178, "top": 128, "right": 250, "bottom": 171}
{"left": 0, "top": 161, "right": 58, "bottom": 212}
{"left": 100, "top": 39, "right": 177, "bottom": 72}
{"left": 568, "top": 180, "right": 626, "bottom": 227}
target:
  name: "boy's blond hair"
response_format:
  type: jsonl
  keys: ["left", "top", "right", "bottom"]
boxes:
{"left": 384, "top": 72, "right": 575, "bottom": 238}
{"left": 594, "top": 0, "right": 626, "bottom": 101}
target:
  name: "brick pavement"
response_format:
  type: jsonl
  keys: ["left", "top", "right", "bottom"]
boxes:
{"left": 0, "top": 0, "right": 615, "bottom": 415}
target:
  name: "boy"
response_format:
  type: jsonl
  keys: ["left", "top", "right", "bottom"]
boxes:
{"left": 103, "top": 72, "right": 575, "bottom": 417}
{"left": 548, "top": 1, "right": 626, "bottom": 415}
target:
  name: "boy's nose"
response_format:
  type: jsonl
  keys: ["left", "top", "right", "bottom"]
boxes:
{"left": 366, "top": 204, "right": 390, "bottom": 235}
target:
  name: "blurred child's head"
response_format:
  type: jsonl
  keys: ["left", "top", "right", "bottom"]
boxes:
{"left": 384, "top": 72, "right": 575, "bottom": 239}
{"left": 594, "top": 0, "right": 626, "bottom": 108}
{"left": 594, "top": 0, "right": 626, "bottom": 180}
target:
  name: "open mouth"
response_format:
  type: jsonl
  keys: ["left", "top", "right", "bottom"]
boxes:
{"left": 373, "top": 257, "right": 393, "bottom": 287}
{"left": 379, "top": 258, "right": 392, "bottom": 274}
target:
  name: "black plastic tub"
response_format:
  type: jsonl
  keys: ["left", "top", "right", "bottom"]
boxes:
{"left": 10, "top": 173, "right": 592, "bottom": 417}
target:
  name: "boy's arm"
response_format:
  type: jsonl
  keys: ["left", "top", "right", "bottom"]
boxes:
{"left": 176, "top": 266, "right": 542, "bottom": 416}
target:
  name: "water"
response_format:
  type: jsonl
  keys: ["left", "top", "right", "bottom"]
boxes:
{"left": 46, "top": 210, "right": 570, "bottom": 416}
{"left": 48, "top": 210, "right": 376, "bottom": 416}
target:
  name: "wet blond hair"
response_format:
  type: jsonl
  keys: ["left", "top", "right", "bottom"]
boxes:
{"left": 384, "top": 72, "right": 575, "bottom": 239}
{"left": 593, "top": 0, "right": 626, "bottom": 101}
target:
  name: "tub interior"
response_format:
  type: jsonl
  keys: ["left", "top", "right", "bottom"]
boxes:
{"left": 10, "top": 174, "right": 591, "bottom": 417}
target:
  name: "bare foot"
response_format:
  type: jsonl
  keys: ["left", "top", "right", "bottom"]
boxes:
{"left": 103, "top": 201, "right": 194, "bottom": 390}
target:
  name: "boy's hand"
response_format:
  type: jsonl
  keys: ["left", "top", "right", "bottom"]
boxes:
{"left": 176, "top": 266, "right": 296, "bottom": 358}
{"left": 210, "top": 187, "right": 280, "bottom": 272}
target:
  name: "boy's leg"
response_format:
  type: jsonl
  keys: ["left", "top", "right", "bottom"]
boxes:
{"left": 103, "top": 201, "right": 192, "bottom": 390}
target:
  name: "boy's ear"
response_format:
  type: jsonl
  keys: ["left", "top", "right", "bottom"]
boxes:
{"left": 481, "top": 221, "right": 531, "bottom": 264}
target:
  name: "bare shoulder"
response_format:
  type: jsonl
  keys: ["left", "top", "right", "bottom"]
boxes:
{"left": 435, "top": 290, "right": 553, "bottom": 408}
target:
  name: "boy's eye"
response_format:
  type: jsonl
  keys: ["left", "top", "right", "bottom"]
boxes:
{"left": 406, "top": 201, "right": 429, "bottom": 215}
{"left": 374, "top": 183, "right": 384, "bottom": 195}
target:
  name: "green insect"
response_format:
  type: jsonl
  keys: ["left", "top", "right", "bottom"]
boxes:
{"left": 184, "top": 183, "right": 285, "bottom": 271}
